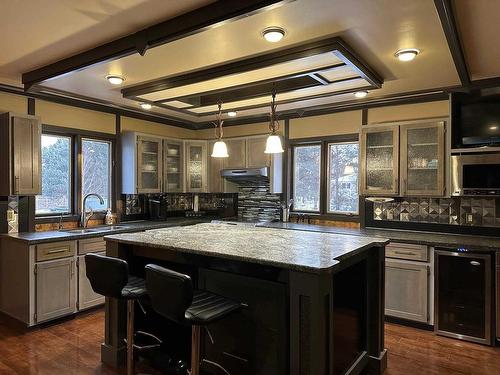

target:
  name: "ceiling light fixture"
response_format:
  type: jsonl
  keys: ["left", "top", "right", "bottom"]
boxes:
{"left": 211, "top": 102, "right": 229, "bottom": 158}
{"left": 140, "top": 103, "right": 152, "bottom": 110}
{"left": 106, "top": 74, "right": 125, "bottom": 85}
{"left": 262, "top": 27, "right": 285, "bottom": 43}
{"left": 395, "top": 48, "right": 420, "bottom": 62}
{"left": 354, "top": 90, "right": 368, "bottom": 98}
{"left": 227, "top": 111, "right": 237, "bottom": 117}
{"left": 265, "top": 92, "right": 284, "bottom": 154}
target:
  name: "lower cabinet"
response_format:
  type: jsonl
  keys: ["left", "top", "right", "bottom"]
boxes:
{"left": 385, "top": 242, "right": 432, "bottom": 324}
{"left": 77, "top": 252, "right": 106, "bottom": 310}
{"left": 35, "top": 257, "right": 77, "bottom": 323}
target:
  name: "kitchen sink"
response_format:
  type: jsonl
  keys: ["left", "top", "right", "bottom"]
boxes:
{"left": 62, "top": 225, "right": 127, "bottom": 234}
{"left": 65, "top": 229, "right": 95, "bottom": 234}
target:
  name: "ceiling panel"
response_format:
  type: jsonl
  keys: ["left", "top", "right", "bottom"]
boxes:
{"left": 38, "top": 0, "right": 459, "bottom": 123}
{"left": 454, "top": 0, "right": 500, "bottom": 81}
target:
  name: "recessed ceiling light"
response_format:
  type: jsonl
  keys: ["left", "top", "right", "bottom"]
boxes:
{"left": 140, "top": 103, "right": 152, "bottom": 110}
{"left": 105, "top": 74, "right": 124, "bottom": 85}
{"left": 490, "top": 125, "right": 498, "bottom": 130}
{"left": 395, "top": 48, "right": 420, "bottom": 62}
{"left": 354, "top": 90, "right": 368, "bottom": 98}
{"left": 227, "top": 111, "right": 237, "bottom": 117}
{"left": 262, "top": 27, "right": 285, "bottom": 43}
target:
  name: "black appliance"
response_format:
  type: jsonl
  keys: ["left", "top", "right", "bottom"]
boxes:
{"left": 452, "top": 93, "right": 500, "bottom": 148}
{"left": 148, "top": 195, "right": 169, "bottom": 221}
{"left": 435, "top": 247, "right": 493, "bottom": 345}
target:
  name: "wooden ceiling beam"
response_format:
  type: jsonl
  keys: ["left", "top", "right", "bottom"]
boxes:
{"left": 22, "top": 0, "right": 293, "bottom": 89}
{"left": 434, "top": 0, "right": 471, "bottom": 87}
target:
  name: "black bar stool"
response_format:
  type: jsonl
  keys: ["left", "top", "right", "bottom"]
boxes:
{"left": 145, "top": 264, "right": 242, "bottom": 375}
{"left": 85, "top": 253, "right": 151, "bottom": 375}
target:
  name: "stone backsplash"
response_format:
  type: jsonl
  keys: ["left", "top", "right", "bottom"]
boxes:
{"left": 237, "top": 186, "right": 282, "bottom": 222}
{"left": 373, "top": 197, "right": 500, "bottom": 227}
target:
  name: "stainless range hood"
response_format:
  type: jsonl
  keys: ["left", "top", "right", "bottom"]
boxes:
{"left": 221, "top": 167, "right": 270, "bottom": 186}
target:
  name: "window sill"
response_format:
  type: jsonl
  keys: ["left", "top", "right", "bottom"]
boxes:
{"left": 35, "top": 214, "right": 80, "bottom": 224}
{"left": 290, "top": 212, "right": 359, "bottom": 223}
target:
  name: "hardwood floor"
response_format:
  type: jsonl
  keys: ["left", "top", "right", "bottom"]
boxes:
{"left": 0, "top": 310, "right": 499, "bottom": 374}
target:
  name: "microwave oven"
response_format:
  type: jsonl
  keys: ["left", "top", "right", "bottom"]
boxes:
{"left": 451, "top": 153, "right": 500, "bottom": 196}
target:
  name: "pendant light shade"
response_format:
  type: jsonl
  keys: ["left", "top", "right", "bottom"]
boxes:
{"left": 211, "top": 140, "right": 229, "bottom": 157}
{"left": 265, "top": 91, "right": 284, "bottom": 154}
{"left": 211, "top": 102, "right": 229, "bottom": 158}
{"left": 265, "top": 134, "right": 284, "bottom": 154}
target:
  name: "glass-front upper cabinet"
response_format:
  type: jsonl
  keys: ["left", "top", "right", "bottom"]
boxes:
{"left": 400, "top": 122, "right": 445, "bottom": 196}
{"left": 360, "top": 126, "right": 399, "bottom": 195}
{"left": 185, "top": 141, "right": 207, "bottom": 192}
{"left": 137, "top": 136, "right": 162, "bottom": 193}
{"left": 164, "top": 140, "right": 183, "bottom": 192}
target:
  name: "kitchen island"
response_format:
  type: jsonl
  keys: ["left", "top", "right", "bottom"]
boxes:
{"left": 104, "top": 223, "right": 389, "bottom": 375}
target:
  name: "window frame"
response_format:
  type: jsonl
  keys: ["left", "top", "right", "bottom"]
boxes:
{"left": 81, "top": 137, "right": 113, "bottom": 214}
{"left": 289, "top": 134, "right": 360, "bottom": 221}
{"left": 290, "top": 142, "right": 322, "bottom": 213}
{"left": 35, "top": 125, "right": 116, "bottom": 222}
{"left": 36, "top": 132, "right": 74, "bottom": 217}
{"left": 326, "top": 140, "right": 360, "bottom": 215}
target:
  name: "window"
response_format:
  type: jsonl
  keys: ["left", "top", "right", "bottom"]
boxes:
{"left": 291, "top": 136, "right": 359, "bottom": 218}
{"left": 35, "top": 128, "right": 114, "bottom": 218}
{"left": 327, "top": 142, "right": 359, "bottom": 214}
{"left": 82, "top": 139, "right": 112, "bottom": 211}
{"left": 36, "top": 135, "right": 72, "bottom": 215}
{"left": 292, "top": 144, "right": 321, "bottom": 212}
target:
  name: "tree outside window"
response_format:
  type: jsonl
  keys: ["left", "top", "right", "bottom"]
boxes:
{"left": 328, "top": 142, "right": 359, "bottom": 214}
{"left": 293, "top": 145, "right": 321, "bottom": 212}
{"left": 82, "top": 139, "right": 112, "bottom": 211}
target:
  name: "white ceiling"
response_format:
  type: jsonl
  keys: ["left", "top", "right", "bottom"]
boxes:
{"left": 3, "top": 0, "right": 486, "bottom": 125}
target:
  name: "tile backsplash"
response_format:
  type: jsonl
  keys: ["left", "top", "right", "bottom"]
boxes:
{"left": 373, "top": 197, "right": 500, "bottom": 227}
{"left": 238, "top": 186, "right": 282, "bottom": 222}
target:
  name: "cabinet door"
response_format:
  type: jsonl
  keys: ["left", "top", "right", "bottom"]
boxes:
{"left": 77, "top": 253, "right": 105, "bottom": 310}
{"left": 164, "top": 140, "right": 184, "bottom": 192}
{"left": 12, "top": 116, "right": 41, "bottom": 195}
{"left": 385, "top": 259, "right": 429, "bottom": 322}
{"left": 137, "top": 136, "right": 162, "bottom": 193}
{"left": 35, "top": 258, "right": 76, "bottom": 323}
{"left": 208, "top": 141, "right": 224, "bottom": 193}
{"left": 401, "top": 122, "right": 445, "bottom": 196}
{"left": 185, "top": 142, "right": 207, "bottom": 192}
{"left": 360, "top": 126, "right": 399, "bottom": 195}
{"left": 223, "top": 139, "right": 246, "bottom": 169}
{"left": 246, "top": 136, "right": 271, "bottom": 168}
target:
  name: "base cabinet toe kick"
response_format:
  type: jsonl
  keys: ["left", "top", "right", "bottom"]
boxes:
{"left": 103, "top": 240, "right": 387, "bottom": 375}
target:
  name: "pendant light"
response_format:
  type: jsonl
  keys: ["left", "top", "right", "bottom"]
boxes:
{"left": 265, "top": 92, "right": 284, "bottom": 154}
{"left": 211, "top": 102, "right": 229, "bottom": 158}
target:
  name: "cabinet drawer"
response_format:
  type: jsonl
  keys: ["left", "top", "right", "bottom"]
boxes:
{"left": 386, "top": 242, "right": 428, "bottom": 262}
{"left": 78, "top": 237, "right": 106, "bottom": 255}
{"left": 36, "top": 241, "right": 75, "bottom": 262}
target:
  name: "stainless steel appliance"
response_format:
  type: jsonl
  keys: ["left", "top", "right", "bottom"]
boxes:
{"left": 221, "top": 167, "right": 270, "bottom": 186}
{"left": 496, "top": 252, "right": 500, "bottom": 341}
{"left": 451, "top": 153, "right": 500, "bottom": 196}
{"left": 435, "top": 248, "right": 493, "bottom": 345}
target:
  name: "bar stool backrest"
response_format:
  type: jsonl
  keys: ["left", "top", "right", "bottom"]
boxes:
{"left": 85, "top": 253, "right": 129, "bottom": 299}
{"left": 145, "top": 264, "right": 194, "bottom": 324}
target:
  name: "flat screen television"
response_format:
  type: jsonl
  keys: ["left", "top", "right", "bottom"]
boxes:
{"left": 454, "top": 99, "right": 500, "bottom": 148}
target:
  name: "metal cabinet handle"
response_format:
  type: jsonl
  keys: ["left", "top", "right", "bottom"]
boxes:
{"left": 70, "top": 260, "right": 75, "bottom": 278}
{"left": 470, "top": 261, "right": 481, "bottom": 266}
{"left": 14, "top": 176, "right": 19, "bottom": 194}
{"left": 394, "top": 250, "right": 416, "bottom": 256}
{"left": 47, "top": 249, "right": 67, "bottom": 254}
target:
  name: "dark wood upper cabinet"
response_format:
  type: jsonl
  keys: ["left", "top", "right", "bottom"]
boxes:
{"left": 0, "top": 112, "right": 41, "bottom": 196}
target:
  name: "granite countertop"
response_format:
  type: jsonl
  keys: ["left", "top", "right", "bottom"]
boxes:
{"left": 0, "top": 218, "right": 211, "bottom": 244}
{"left": 105, "top": 222, "right": 388, "bottom": 273}
{"left": 258, "top": 222, "right": 500, "bottom": 252}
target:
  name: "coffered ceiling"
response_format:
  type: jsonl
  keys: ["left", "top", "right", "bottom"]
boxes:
{"left": 0, "top": 0, "right": 498, "bottom": 127}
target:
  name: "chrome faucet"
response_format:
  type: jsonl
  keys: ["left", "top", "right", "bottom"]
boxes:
{"left": 81, "top": 193, "right": 105, "bottom": 228}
